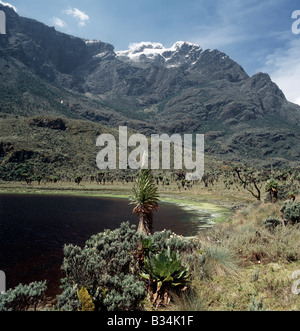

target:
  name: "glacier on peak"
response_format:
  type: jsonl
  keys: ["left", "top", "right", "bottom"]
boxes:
{"left": 116, "top": 41, "right": 203, "bottom": 66}
{"left": 85, "top": 39, "right": 102, "bottom": 45}
{"left": 0, "top": 1, "right": 17, "bottom": 12}
{"left": 128, "top": 42, "right": 165, "bottom": 54}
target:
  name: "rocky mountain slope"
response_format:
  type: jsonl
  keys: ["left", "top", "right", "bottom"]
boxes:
{"left": 1, "top": 3, "right": 300, "bottom": 168}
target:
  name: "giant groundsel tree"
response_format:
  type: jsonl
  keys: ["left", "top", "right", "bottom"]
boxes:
{"left": 130, "top": 169, "right": 160, "bottom": 235}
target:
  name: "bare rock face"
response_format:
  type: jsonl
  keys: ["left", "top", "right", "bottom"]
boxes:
{"left": 0, "top": 4, "right": 114, "bottom": 80}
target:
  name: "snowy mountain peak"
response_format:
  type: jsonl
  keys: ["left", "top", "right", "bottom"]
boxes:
{"left": 128, "top": 42, "right": 165, "bottom": 54}
{"left": 171, "top": 41, "right": 202, "bottom": 51}
{"left": 116, "top": 41, "right": 203, "bottom": 67}
{"left": 0, "top": 1, "right": 17, "bottom": 12}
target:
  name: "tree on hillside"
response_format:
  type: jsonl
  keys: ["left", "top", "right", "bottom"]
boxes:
{"left": 75, "top": 176, "right": 83, "bottom": 186}
{"left": 233, "top": 166, "right": 262, "bottom": 201}
{"left": 130, "top": 169, "right": 160, "bottom": 236}
{"left": 265, "top": 179, "right": 279, "bottom": 203}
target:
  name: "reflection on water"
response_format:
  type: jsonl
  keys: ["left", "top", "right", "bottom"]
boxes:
{"left": 0, "top": 194, "right": 213, "bottom": 297}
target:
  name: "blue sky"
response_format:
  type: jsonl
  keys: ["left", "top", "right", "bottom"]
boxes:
{"left": 1, "top": 0, "right": 300, "bottom": 104}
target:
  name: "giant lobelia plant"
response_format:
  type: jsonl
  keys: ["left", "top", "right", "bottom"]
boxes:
{"left": 141, "top": 248, "right": 190, "bottom": 308}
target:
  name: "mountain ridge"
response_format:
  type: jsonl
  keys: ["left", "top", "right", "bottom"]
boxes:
{"left": 1, "top": 3, "right": 300, "bottom": 169}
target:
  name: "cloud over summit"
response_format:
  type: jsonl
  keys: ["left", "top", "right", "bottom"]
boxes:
{"left": 64, "top": 7, "right": 90, "bottom": 27}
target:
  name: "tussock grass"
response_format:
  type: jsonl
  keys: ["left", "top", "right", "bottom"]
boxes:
{"left": 200, "top": 244, "right": 239, "bottom": 278}
{"left": 168, "top": 284, "right": 209, "bottom": 312}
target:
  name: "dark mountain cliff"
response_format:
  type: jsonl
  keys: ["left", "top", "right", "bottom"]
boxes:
{"left": 1, "top": 3, "right": 300, "bottom": 166}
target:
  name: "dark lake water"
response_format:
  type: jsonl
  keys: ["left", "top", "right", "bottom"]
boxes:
{"left": 0, "top": 194, "right": 212, "bottom": 298}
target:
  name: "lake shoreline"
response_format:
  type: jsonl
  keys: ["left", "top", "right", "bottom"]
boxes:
{"left": 1, "top": 192, "right": 216, "bottom": 296}
{"left": 0, "top": 183, "right": 232, "bottom": 225}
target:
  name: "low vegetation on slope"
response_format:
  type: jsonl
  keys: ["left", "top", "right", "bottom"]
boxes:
{"left": 1, "top": 170, "right": 300, "bottom": 311}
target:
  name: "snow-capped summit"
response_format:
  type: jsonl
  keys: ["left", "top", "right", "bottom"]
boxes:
{"left": 116, "top": 41, "right": 203, "bottom": 67}
{"left": 85, "top": 39, "right": 102, "bottom": 45}
{"left": 0, "top": 1, "right": 17, "bottom": 13}
{"left": 171, "top": 41, "right": 202, "bottom": 52}
{"left": 128, "top": 42, "right": 165, "bottom": 54}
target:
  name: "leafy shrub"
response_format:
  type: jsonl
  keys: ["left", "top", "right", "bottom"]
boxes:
{"left": 103, "top": 273, "right": 146, "bottom": 311}
{"left": 55, "top": 282, "right": 81, "bottom": 312}
{"left": 0, "top": 162, "right": 34, "bottom": 181}
{"left": 77, "top": 287, "right": 95, "bottom": 312}
{"left": 56, "top": 222, "right": 146, "bottom": 311}
{"left": 56, "top": 223, "right": 201, "bottom": 311}
{"left": 0, "top": 281, "right": 47, "bottom": 311}
{"left": 150, "top": 230, "right": 199, "bottom": 254}
{"left": 281, "top": 201, "right": 300, "bottom": 225}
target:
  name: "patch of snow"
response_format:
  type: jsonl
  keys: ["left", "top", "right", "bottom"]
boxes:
{"left": 117, "top": 42, "right": 166, "bottom": 61}
{"left": 85, "top": 40, "right": 101, "bottom": 44}
{"left": 0, "top": 1, "right": 17, "bottom": 12}
{"left": 116, "top": 41, "right": 203, "bottom": 66}
{"left": 129, "top": 42, "right": 164, "bottom": 54}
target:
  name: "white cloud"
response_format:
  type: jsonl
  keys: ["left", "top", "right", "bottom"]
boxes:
{"left": 0, "top": 1, "right": 17, "bottom": 12}
{"left": 260, "top": 39, "right": 300, "bottom": 106}
{"left": 64, "top": 7, "right": 90, "bottom": 27}
{"left": 51, "top": 17, "right": 66, "bottom": 28}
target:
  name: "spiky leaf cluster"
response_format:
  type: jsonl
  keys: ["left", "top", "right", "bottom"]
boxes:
{"left": 141, "top": 248, "right": 190, "bottom": 290}
{"left": 130, "top": 169, "right": 159, "bottom": 216}
{"left": 265, "top": 178, "right": 279, "bottom": 193}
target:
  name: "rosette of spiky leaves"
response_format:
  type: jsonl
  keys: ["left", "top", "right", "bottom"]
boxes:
{"left": 265, "top": 178, "right": 279, "bottom": 193}
{"left": 265, "top": 178, "right": 279, "bottom": 203}
{"left": 141, "top": 248, "right": 190, "bottom": 307}
{"left": 130, "top": 169, "right": 159, "bottom": 216}
{"left": 136, "top": 237, "right": 159, "bottom": 268}
{"left": 130, "top": 170, "right": 159, "bottom": 235}
{"left": 141, "top": 237, "right": 159, "bottom": 257}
